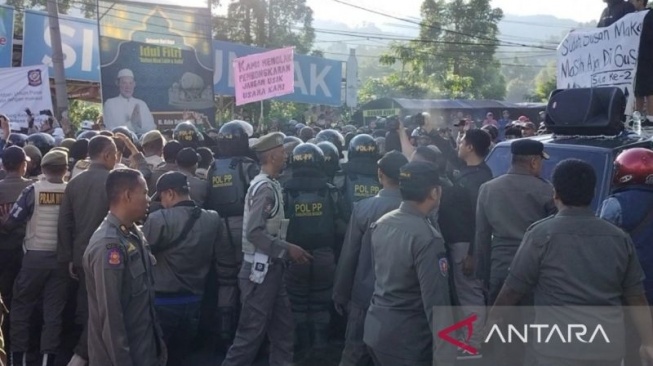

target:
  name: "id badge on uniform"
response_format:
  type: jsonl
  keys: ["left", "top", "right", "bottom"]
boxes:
{"left": 249, "top": 252, "right": 270, "bottom": 284}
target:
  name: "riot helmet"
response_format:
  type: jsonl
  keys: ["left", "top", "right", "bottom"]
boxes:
{"left": 173, "top": 121, "right": 204, "bottom": 149}
{"left": 6, "top": 133, "right": 28, "bottom": 148}
{"left": 283, "top": 136, "right": 303, "bottom": 159}
{"left": 291, "top": 143, "right": 325, "bottom": 171}
{"left": 26, "top": 133, "right": 55, "bottom": 156}
{"left": 111, "top": 126, "right": 138, "bottom": 144}
{"left": 348, "top": 134, "right": 379, "bottom": 161}
{"left": 217, "top": 121, "right": 251, "bottom": 157}
{"left": 317, "top": 141, "right": 340, "bottom": 178}
{"left": 231, "top": 120, "right": 254, "bottom": 137}
{"left": 77, "top": 130, "right": 99, "bottom": 140}
{"left": 315, "top": 129, "right": 345, "bottom": 158}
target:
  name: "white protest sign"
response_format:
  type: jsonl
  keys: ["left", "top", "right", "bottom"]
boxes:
{"left": 0, "top": 65, "right": 53, "bottom": 131}
{"left": 557, "top": 10, "right": 648, "bottom": 115}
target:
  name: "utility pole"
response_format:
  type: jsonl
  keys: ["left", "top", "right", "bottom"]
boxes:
{"left": 46, "top": 0, "right": 70, "bottom": 133}
{"left": 268, "top": 0, "right": 273, "bottom": 47}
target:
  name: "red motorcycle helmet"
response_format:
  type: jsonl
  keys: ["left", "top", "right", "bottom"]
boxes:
{"left": 613, "top": 148, "right": 653, "bottom": 186}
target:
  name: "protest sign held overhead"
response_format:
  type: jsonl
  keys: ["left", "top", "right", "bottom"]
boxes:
{"left": 233, "top": 47, "right": 295, "bottom": 106}
{"left": 557, "top": 11, "right": 648, "bottom": 115}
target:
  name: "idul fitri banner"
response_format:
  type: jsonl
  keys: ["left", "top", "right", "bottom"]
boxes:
{"left": 97, "top": 0, "right": 214, "bottom": 134}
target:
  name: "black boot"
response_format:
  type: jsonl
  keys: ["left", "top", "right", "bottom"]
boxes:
{"left": 10, "top": 352, "right": 25, "bottom": 366}
{"left": 42, "top": 354, "right": 56, "bottom": 366}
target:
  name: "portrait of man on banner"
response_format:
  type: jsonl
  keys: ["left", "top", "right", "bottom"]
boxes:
{"left": 103, "top": 68, "right": 156, "bottom": 134}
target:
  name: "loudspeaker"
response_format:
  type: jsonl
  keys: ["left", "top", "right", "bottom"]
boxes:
{"left": 545, "top": 87, "right": 626, "bottom": 136}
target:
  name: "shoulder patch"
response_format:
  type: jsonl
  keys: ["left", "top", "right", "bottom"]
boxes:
{"left": 438, "top": 257, "right": 449, "bottom": 277}
{"left": 107, "top": 248, "right": 123, "bottom": 266}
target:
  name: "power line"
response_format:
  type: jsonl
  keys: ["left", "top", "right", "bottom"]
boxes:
{"left": 304, "top": 27, "right": 548, "bottom": 49}
{"left": 320, "top": 50, "right": 549, "bottom": 68}
{"left": 386, "top": 22, "right": 563, "bottom": 46}
{"left": 39, "top": 2, "right": 557, "bottom": 63}
{"left": 329, "top": 0, "right": 557, "bottom": 51}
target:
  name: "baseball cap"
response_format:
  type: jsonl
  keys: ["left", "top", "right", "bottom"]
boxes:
{"left": 511, "top": 139, "right": 549, "bottom": 159}
{"left": 377, "top": 151, "right": 408, "bottom": 180}
{"left": 176, "top": 147, "right": 199, "bottom": 168}
{"left": 454, "top": 119, "right": 467, "bottom": 127}
{"left": 3, "top": 146, "right": 30, "bottom": 166}
{"left": 156, "top": 171, "right": 189, "bottom": 193}
{"left": 399, "top": 162, "right": 442, "bottom": 189}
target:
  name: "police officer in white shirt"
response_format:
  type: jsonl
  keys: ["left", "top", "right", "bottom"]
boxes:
{"left": 103, "top": 69, "right": 156, "bottom": 135}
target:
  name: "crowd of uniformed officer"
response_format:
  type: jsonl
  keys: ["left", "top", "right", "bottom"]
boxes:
{"left": 2, "top": 111, "right": 653, "bottom": 366}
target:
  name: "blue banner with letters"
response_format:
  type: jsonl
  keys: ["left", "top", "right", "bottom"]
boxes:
{"left": 22, "top": 10, "right": 99, "bottom": 82}
{"left": 0, "top": 5, "right": 14, "bottom": 68}
{"left": 21, "top": 12, "right": 343, "bottom": 106}
{"left": 214, "top": 40, "right": 342, "bottom": 106}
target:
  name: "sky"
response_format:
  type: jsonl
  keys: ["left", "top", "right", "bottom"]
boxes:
{"left": 306, "top": 0, "right": 607, "bottom": 25}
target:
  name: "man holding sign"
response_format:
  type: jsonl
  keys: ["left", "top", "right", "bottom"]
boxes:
{"left": 632, "top": 0, "right": 653, "bottom": 124}
{"left": 598, "top": 0, "right": 635, "bottom": 27}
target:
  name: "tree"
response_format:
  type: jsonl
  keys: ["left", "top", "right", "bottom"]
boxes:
{"left": 214, "top": 0, "right": 314, "bottom": 53}
{"left": 533, "top": 63, "right": 557, "bottom": 102}
{"left": 380, "top": 0, "right": 505, "bottom": 99}
{"left": 358, "top": 75, "right": 436, "bottom": 105}
{"left": 68, "top": 100, "right": 101, "bottom": 130}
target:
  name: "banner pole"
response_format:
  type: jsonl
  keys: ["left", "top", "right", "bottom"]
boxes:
{"left": 46, "top": 0, "right": 70, "bottom": 133}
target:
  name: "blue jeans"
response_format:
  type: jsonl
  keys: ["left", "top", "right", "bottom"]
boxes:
{"left": 155, "top": 299, "right": 201, "bottom": 366}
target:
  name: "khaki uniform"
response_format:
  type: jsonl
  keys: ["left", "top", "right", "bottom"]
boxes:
{"left": 148, "top": 162, "right": 177, "bottom": 194}
{"left": 333, "top": 188, "right": 402, "bottom": 366}
{"left": 222, "top": 174, "right": 293, "bottom": 366}
{"left": 57, "top": 163, "right": 112, "bottom": 358}
{"left": 83, "top": 213, "right": 165, "bottom": 366}
{"left": 473, "top": 166, "right": 556, "bottom": 302}
{"left": 364, "top": 203, "right": 456, "bottom": 366}
{"left": 506, "top": 207, "right": 644, "bottom": 364}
